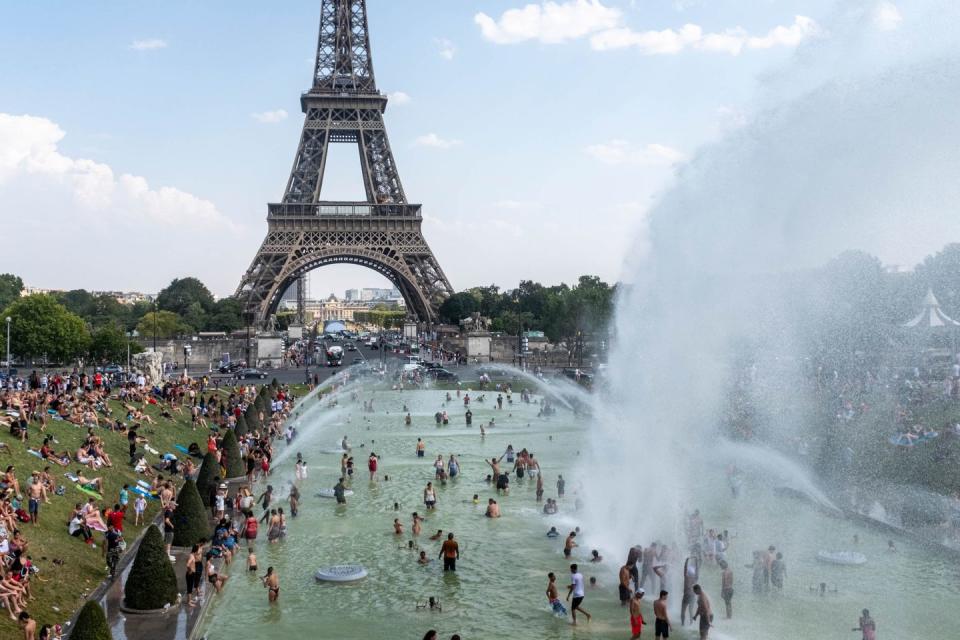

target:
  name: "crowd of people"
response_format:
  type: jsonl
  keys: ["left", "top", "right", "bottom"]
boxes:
{"left": 0, "top": 365, "right": 303, "bottom": 638}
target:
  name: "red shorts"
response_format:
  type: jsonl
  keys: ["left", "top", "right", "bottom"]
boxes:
{"left": 631, "top": 614, "right": 644, "bottom": 635}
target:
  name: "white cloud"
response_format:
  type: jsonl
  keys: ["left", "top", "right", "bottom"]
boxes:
{"left": 387, "top": 91, "right": 412, "bottom": 105}
{"left": 251, "top": 109, "right": 288, "bottom": 124}
{"left": 414, "top": 133, "right": 462, "bottom": 150}
{"left": 435, "top": 38, "right": 456, "bottom": 60}
{"left": 591, "top": 16, "right": 818, "bottom": 54}
{"left": 584, "top": 140, "right": 685, "bottom": 165}
{"left": 475, "top": 0, "right": 621, "bottom": 44}
{"left": 872, "top": 2, "right": 903, "bottom": 31}
{"left": 129, "top": 38, "right": 167, "bottom": 51}
{"left": 494, "top": 199, "right": 542, "bottom": 210}
{"left": 474, "top": 2, "right": 817, "bottom": 56}
{"left": 0, "top": 113, "right": 231, "bottom": 229}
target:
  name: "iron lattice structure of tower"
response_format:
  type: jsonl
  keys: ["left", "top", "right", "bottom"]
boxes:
{"left": 236, "top": 0, "right": 453, "bottom": 329}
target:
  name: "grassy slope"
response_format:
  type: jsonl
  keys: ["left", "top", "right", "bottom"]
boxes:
{"left": 0, "top": 393, "right": 215, "bottom": 635}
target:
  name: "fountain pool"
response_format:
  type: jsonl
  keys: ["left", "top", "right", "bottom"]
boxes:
{"left": 198, "top": 387, "right": 956, "bottom": 639}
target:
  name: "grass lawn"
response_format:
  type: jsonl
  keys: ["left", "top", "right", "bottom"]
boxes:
{"left": 0, "top": 390, "right": 229, "bottom": 636}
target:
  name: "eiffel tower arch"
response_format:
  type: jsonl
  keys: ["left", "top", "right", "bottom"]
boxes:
{"left": 236, "top": 0, "right": 453, "bottom": 329}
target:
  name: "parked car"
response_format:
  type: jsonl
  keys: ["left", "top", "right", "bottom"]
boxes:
{"left": 102, "top": 364, "right": 124, "bottom": 375}
{"left": 218, "top": 362, "right": 245, "bottom": 374}
{"left": 427, "top": 368, "right": 458, "bottom": 381}
{"left": 239, "top": 368, "right": 267, "bottom": 379}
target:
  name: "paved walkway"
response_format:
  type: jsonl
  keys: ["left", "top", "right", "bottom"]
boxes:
{"left": 92, "top": 476, "right": 246, "bottom": 640}
{"left": 99, "top": 548, "right": 205, "bottom": 640}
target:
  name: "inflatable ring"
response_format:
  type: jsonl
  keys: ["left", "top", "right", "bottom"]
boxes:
{"left": 816, "top": 550, "right": 867, "bottom": 565}
{"left": 317, "top": 488, "right": 354, "bottom": 499}
{"left": 315, "top": 564, "right": 368, "bottom": 582}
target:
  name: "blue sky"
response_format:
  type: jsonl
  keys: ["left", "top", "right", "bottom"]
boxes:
{"left": 0, "top": 0, "right": 841, "bottom": 297}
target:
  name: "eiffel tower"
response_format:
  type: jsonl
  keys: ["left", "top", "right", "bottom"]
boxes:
{"left": 236, "top": 0, "right": 453, "bottom": 329}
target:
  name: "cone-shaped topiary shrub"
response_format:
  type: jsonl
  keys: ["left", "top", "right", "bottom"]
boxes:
{"left": 254, "top": 392, "right": 267, "bottom": 413}
{"left": 271, "top": 377, "right": 280, "bottom": 389}
{"left": 221, "top": 428, "right": 245, "bottom": 478}
{"left": 244, "top": 404, "right": 261, "bottom": 432}
{"left": 195, "top": 451, "right": 220, "bottom": 506}
{"left": 71, "top": 600, "right": 113, "bottom": 640}
{"left": 124, "top": 525, "right": 178, "bottom": 610}
{"left": 172, "top": 480, "right": 209, "bottom": 548}
{"left": 235, "top": 413, "right": 249, "bottom": 437}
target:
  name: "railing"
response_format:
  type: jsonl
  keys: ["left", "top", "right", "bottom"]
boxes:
{"left": 268, "top": 202, "right": 421, "bottom": 218}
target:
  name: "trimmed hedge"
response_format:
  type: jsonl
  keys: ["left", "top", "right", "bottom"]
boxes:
{"left": 221, "top": 429, "right": 245, "bottom": 478}
{"left": 172, "top": 480, "right": 209, "bottom": 547}
{"left": 195, "top": 451, "right": 220, "bottom": 507}
{"left": 71, "top": 600, "right": 113, "bottom": 640}
{"left": 235, "top": 413, "right": 249, "bottom": 437}
{"left": 124, "top": 525, "right": 178, "bottom": 610}
{"left": 244, "top": 404, "right": 261, "bottom": 432}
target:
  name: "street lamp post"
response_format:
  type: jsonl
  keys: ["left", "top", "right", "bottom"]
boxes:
{"left": 126, "top": 331, "right": 132, "bottom": 373}
{"left": 4, "top": 317, "right": 10, "bottom": 377}
{"left": 152, "top": 299, "right": 158, "bottom": 352}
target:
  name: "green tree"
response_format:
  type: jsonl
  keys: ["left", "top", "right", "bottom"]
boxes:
{"left": 70, "top": 600, "right": 113, "bottom": 640}
{"left": 171, "top": 480, "right": 210, "bottom": 547}
{"left": 2, "top": 294, "right": 90, "bottom": 363}
{"left": 221, "top": 429, "right": 245, "bottom": 478}
{"left": 56, "top": 289, "right": 96, "bottom": 319}
{"left": 207, "top": 297, "right": 244, "bottom": 333}
{"left": 438, "top": 291, "right": 479, "bottom": 324}
{"left": 156, "top": 277, "right": 215, "bottom": 317}
{"left": 124, "top": 525, "right": 178, "bottom": 610}
{"left": 136, "top": 310, "right": 190, "bottom": 339}
{"left": 244, "top": 404, "right": 261, "bottom": 432}
{"left": 195, "top": 452, "right": 221, "bottom": 506}
{"left": 0, "top": 274, "right": 24, "bottom": 312}
{"left": 89, "top": 326, "right": 142, "bottom": 364}
{"left": 235, "top": 413, "right": 249, "bottom": 437}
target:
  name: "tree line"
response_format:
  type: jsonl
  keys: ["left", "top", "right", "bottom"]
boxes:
{"left": 438, "top": 275, "right": 616, "bottom": 343}
{"left": 0, "top": 276, "right": 242, "bottom": 366}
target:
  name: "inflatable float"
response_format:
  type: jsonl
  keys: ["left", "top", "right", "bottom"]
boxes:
{"left": 816, "top": 550, "right": 867, "bottom": 565}
{"left": 317, "top": 488, "right": 354, "bottom": 499}
{"left": 315, "top": 564, "right": 367, "bottom": 582}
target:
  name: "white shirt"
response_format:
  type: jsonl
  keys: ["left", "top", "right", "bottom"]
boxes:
{"left": 571, "top": 572, "right": 585, "bottom": 597}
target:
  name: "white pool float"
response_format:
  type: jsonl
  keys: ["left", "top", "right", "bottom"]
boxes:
{"left": 317, "top": 488, "right": 354, "bottom": 498}
{"left": 315, "top": 564, "right": 368, "bottom": 582}
{"left": 816, "top": 550, "right": 867, "bottom": 565}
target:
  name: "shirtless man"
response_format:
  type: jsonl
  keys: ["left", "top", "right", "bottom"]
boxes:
{"left": 262, "top": 566, "right": 280, "bottom": 603}
{"left": 18, "top": 611, "right": 36, "bottom": 640}
{"left": 28, "top": 477, "right": 44, "bottom": 525}
{"left": 393, "top": 519, "right": 404, "bottom": 535}
{"left": 564, "top": 531, "right": 578, "bottom": 558}
{"left": 485, "top": 499, "right": 501, "bottom": 518}
{"left": 76, "top": 471, "right": 103, "bottom": 493}
{"left": 185, "top": 545, "right": 200, "bottom": 607}
{"left": 719, "top": 560, "right": 734, "bottom": 619}
{"left": 412, "top": 512, "right": 423, "bottom": 536}
{"left": 619, "top": 561, "right": 633, "bottom": 606}
{"left": 654, "top": 590, "right": 672, "bottom": 639}
{"left": 681, "top": 555, "right": 699, "bottom": 625}
{"left": 691, "top": 584, "right": 713, "bottom": 639}
{"left": 546, "top": 572, "right": 566, "bottom": 616}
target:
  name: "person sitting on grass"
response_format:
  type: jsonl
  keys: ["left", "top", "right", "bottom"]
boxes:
{"left": 0, "top": 573, "right": 27, "bottom": 620}
{"left": 75, "top": 470, "right": 103, "bottom": 494}
{"left": 3, "top": 467, "right": 22, "bottom": 498}
{"left": 81, "top": 498, "right": 107, "bottom": 532}
{"left": 38, "top": 439, "right": 70, "bottom": 467}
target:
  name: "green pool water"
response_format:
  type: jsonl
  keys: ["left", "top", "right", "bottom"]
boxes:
{"left": 198, "top": 388, "right": 957, "bottom": 639}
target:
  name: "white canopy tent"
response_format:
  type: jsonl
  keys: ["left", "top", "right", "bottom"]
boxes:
{"left": 902, "top": 289, "right": 960, "bottom": 328}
